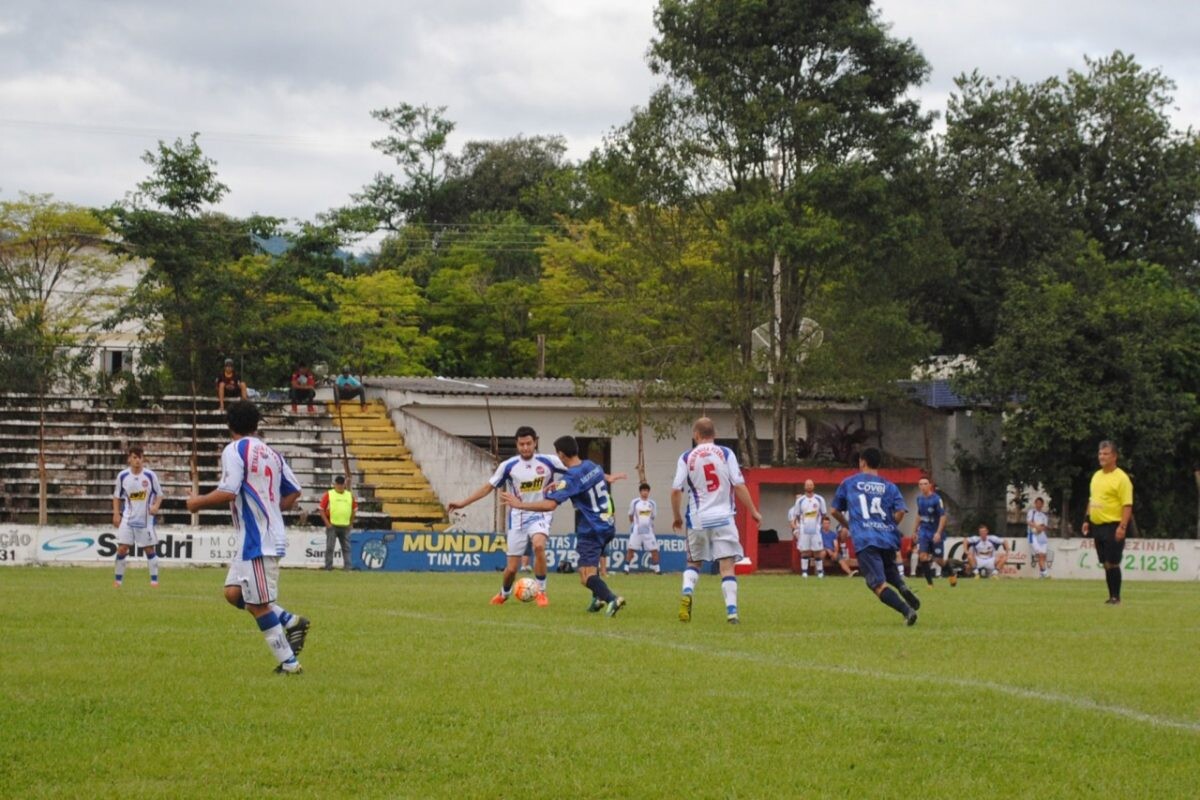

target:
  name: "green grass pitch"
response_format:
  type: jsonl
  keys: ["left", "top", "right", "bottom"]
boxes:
{"left": 1, "top": 567, "right": 1196, "bottom": 799}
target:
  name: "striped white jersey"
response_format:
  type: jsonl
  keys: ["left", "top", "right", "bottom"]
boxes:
{"left": 672, "top": 442, "right": 745, "bottom": 529}
{"left": 628, "top": 498, "right": 657, "bottom": 535}
{"left": 489, "top": 454, "right": 566, "bottom": 532}
{"left": 789, "top": 494, "right": 827, "bottom": 535}
{"left": 968, "top": 534, "right": 1004, "bottom": 560}
{"left": 113, "top": 468, "right": 162, "bottom": 529}
{"left": 217, "top": 436, "right": 300, "bottom": 561}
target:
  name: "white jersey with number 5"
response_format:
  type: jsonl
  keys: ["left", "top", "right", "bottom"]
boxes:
{"left": 672, "top": 442, "right": 745, "bottom": 529}
{"left": 217, "top": 436, "right": 301, "bottom": 561}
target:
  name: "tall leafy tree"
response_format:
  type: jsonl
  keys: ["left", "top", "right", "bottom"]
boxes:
{"left": 621, "top": 0, "right": 941, "bottom": 463}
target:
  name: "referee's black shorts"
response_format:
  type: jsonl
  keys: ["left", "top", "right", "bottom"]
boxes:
{"left": 1090, "top": 521, "right": 1125, "bottom": 565}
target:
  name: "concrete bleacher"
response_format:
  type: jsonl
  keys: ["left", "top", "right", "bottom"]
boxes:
{"left": 0, "top": 393, "right": 444, "bottom": 531}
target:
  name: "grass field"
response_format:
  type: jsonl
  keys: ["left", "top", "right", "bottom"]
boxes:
{"left": 1, "top": 567, "right": 1197, "bottom": 799}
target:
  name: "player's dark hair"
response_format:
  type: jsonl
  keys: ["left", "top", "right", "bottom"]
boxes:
{"left": 859, "top": 447, "right": 882, "bottom": 468}
{"left": 127, "top": 444, "right": 144, "bottom": 457}
{"left": 515, "top": 425, "right": 537, "bottom": 440}
{"left": 226, "top": 401, "right": 260, "bottom": 435}
{"left": 553, "top": 435, "right": 579, "bottom": 458}
{"left": 639, "top": 482, "right": 650, "bottom": 492}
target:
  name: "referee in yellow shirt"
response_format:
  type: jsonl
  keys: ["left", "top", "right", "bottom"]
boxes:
{"left": 1081, "top": 440, "right": 1133, "bottom": 605}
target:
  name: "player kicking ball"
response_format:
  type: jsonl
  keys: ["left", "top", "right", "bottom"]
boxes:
{"left": 501, "top": 435, "right": 627, "bottom": 617}
{"left": 187, "top": 401, "right": 311, "bottom": 675}
{"left": 112, "top": 445, "right": 163, "bottom": 587}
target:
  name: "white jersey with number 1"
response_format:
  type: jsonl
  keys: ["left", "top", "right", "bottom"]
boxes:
{"left": 672, "top": 442, "right": 745, "bottom": 529}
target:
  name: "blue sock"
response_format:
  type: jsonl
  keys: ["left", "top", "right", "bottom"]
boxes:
{"left": 877, "top": 587, "right": 911, "bottom": 617}
{"left": 585, "top": 575, "right": 615, "bottom": 602}
{"left": 255, "top": 611, "right": 281, "bottom": 632}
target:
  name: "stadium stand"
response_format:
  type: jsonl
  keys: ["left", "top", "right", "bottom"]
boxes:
{"left": 0, "top": 394, "right": 447, "bottom": 531}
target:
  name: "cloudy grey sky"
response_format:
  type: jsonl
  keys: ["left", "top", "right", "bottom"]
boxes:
{"left": 2, "top": 0, "right": 1198, "bottom": 238}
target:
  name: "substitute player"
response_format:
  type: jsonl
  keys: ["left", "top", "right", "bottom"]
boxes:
{"left": 914, "top": 477, "right": 953, "bottom": 586}
{"left": 501, "top": 435, "right": 627, "bottom": 617}
{"left": 187, "top": 401, "right": 310, "bottom": 675}
{"left": 965, "top": 524, "right": 1007, "bottom": 578}
{"left": 112, "top": 445, "right": 163, "bottom": 587}
{"left": 671, "top": 417, "right": 762, "bottom": 625}
{"left": 830, "top": 447, "right": 920, "bottom": 625}
{"left": 789, "top": 479, "right": 827, "bottom": 578}
{"left": 624, "top": 483, "right": 661, "bottom": 573}
{"left": 448, "top": 426, "right": 565, "bottom": 606}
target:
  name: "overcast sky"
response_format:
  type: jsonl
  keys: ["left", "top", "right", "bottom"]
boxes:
{"left": 2, "top": 0, "right": 1198, "bottom": 238}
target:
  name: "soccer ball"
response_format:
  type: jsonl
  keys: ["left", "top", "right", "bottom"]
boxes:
{"left": 513, "top": 577, "right": 540, "bottom": 603}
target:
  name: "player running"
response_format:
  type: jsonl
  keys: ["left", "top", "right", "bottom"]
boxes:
{"left": 112, "top": 445, "right": 163, "bottom": 587}
{"left": 187, "top": 401, "right": 311, "bottom": 675}
{"left": 671, "top": 417, "right": 762, "bottom": 625}
{"left": 830, "top": 448, "right": 921, "bottom": 625}
{"left": 914, "top": 477, "right": 954, "bottom": 586}
{"left": 501, "top": 435, "right": 627, "bottom": 617}
{"left": 624, "top": 483, "right": 661, "bottom": 573}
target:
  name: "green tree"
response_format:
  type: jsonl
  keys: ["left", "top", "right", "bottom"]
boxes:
{"left": 960, "top": 239, "right": 1200, "bottom": 536}
{"left": 933, "top": 52, "right": 1200, "bottom": 352}
{"left": 617, "top": 0, "right": 941, "bottom": 463}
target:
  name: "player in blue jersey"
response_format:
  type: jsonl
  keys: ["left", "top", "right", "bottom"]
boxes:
{"left": 914, "top": 477, "right": 955, "bottom": 587}
{"left": 186, "top": 402, "right": 311, "bottom": 675}
{"left": 501, "top": 435, "right": 628, "bottom": 617}
{"left": 830, "top": 448, "right": 921, "bottom": 625}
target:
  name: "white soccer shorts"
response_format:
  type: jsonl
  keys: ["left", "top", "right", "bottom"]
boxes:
{"left": 628, "top": 530, "right": 659, "bottom": 551}
{"left": 116, "top": 523, "right": 157, "bottom": 549}
{"left": 797, "top": 532, "right": 824, "bottom": 552}
{"left": 505, "top": 513, "right": 551, "bottom": 558}
{"left": 225, "top": 556, "right": 280, "bottom": 605}
{"left": 685, "top": 522, "right": 743, "bottom": 563}
{"left": 975, "top": 556, "right": 996, "bottom": 572}
{"left": 1030, "top": 535, "right": 1048, "bottom": 555}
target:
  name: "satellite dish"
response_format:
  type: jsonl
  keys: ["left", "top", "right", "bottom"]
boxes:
{"left": 797, "top": 317, "right": 823, "bottom": 362}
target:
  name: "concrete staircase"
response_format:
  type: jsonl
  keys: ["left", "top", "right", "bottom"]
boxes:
{"left": 327, "top": 401, "right": 448, "bottom": 531}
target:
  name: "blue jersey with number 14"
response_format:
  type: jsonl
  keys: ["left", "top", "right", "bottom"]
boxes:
{"left": 544, "top": 459, "right": 615, "bottom": 536}
{"left": 832, "top": 471, "right": 906, "bottom": 552}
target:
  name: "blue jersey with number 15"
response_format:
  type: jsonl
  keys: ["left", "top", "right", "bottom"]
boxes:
{"left": 544, "top": 459, "right": 614, "bottom": 536}
{"left": 833, "top": 471, "right": 906, "bottom": 552}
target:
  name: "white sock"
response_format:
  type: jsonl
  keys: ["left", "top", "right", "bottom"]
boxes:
{"left": 537, "top": 577, "right": 547, "bottom": 592}
{"left": 816, "top": 562, "right": 824, "bottom": 577}
{"left": 261, "top": 622, "right": 295, "bottom": 664}
{"left": 147, "top": 555, "right": 159, "bottom": 582}
{"left": 651, "top": 563, "right": 660, "bottom": 573}
{"left": 721, "top": 576, "right": 738, "bottom": 612}
{"left": 114, "top": 555, "right": 127, "bottom": 581}
{"left": 801, "top": 557, "right": 809, "bottom": 574}
{"left": 682, "top": 567, "right": 699, "bottom": 595}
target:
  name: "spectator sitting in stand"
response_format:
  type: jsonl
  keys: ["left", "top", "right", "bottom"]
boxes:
{"left": 335, "top": 366, "right": 367, "bottom": 410}
{"left": 290, "top": 362, "right": 317, "bottom": 414}
{"left": 216, "top": 358, "right": 247, "bottom": 412}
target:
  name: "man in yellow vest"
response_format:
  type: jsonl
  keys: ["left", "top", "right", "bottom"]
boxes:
{"left": 1082, "top": 440, "right": 1133, "bottom": 605}
{"left": 320, "top": 475, "right": 357, "bottom": 571}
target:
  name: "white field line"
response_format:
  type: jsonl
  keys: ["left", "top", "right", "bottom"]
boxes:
{"left": 379, "top": 608, "right": 1200, "bottom": 735}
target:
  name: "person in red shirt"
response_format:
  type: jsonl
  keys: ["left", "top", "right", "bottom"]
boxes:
{"left": 290, "top": 362, "right": 317, "bottom": 414}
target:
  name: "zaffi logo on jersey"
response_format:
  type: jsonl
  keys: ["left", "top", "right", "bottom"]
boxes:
{"left": 518, "top": 477, "right": 545, "bottom": 492}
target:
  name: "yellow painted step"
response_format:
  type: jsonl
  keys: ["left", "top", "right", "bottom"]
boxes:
{"left": 356, "top": 461, "right": 420, "bottom": 474}
{"left": 373, "top": 488, "right": 439, "bottom": 502}
{"left": 338, "top": 429, "right": 403, "bottom": 441}
{"left": 347, "top": 443, "right": 412, "bottom": 457}
{"left": 382, "top": 502, "right": 446, "bottom": 520}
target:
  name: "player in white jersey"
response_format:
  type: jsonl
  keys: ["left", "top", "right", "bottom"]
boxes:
{"left": 966, "top": 524, "right": 1008, "bottom": 578}
{"left": 789, "top": 479, "right": 828, "bottom": 578}
{"left": 1026, "top": 497, "right": 1050, "bottom": 577}
{"left": 624, "top": 482, "right": 661, "bottom": 573}
{"left": 448, "top": 426, "right": 567, "bottom": 607}
{"left": 111, "top": 445, "right": 163, "bottom": 587}
{"left": 187, "top": 402, "right": 310, "bottom": 675}
{"left": 671, "top": 417, "right": 761, "bottom": 624}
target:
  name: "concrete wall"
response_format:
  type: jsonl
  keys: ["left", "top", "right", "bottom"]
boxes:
{"left": 385, "top": 403, "right": 500, "bottom": 533}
